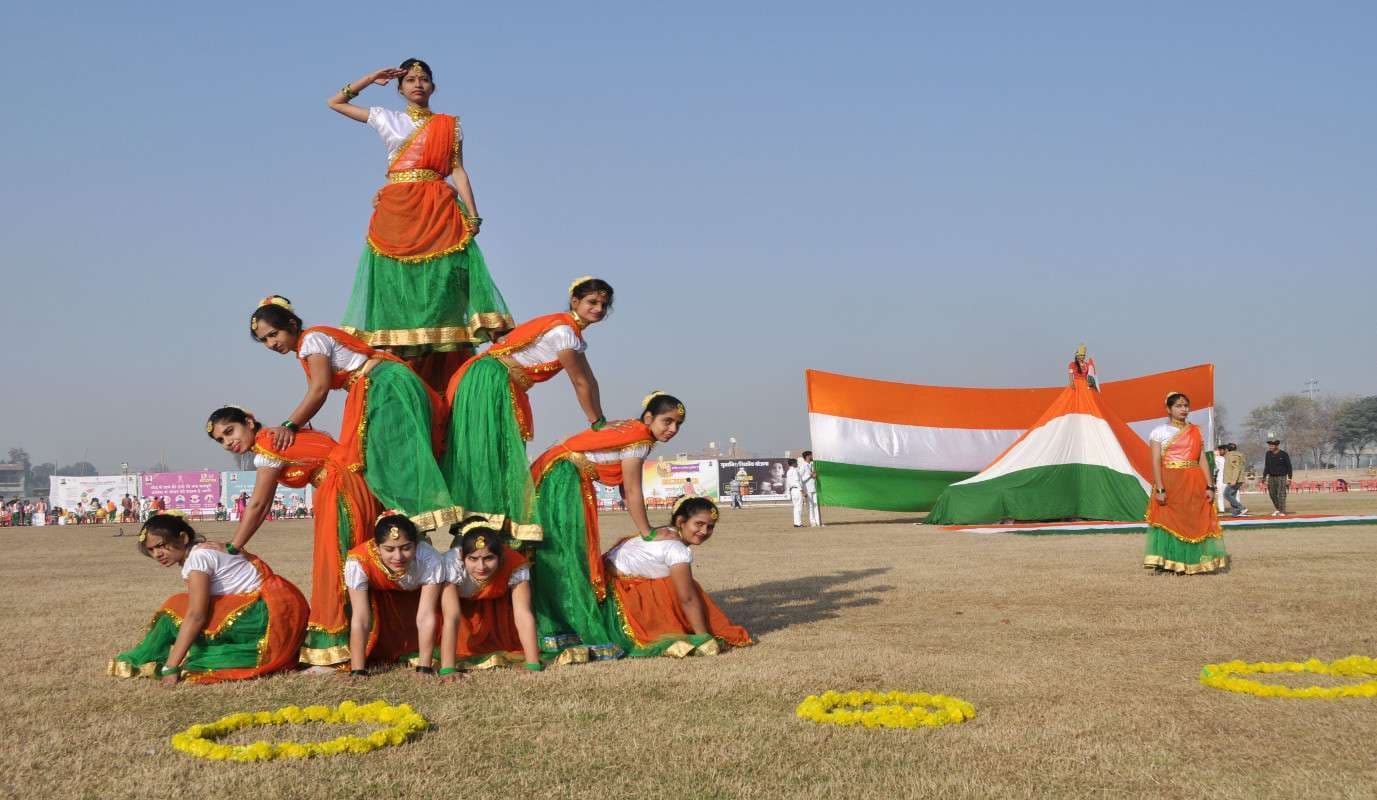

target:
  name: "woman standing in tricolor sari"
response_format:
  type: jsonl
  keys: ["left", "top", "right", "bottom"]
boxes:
{"left": 527, "top": 392, "right": 686, "bottom": 657}
{"left": 249, "top": 295, "right": 465, "bottom": 533}
{"left": 328, "top": 58, "right": 513, "bottom": 392}
{"left": 205, "top": 406, "right": 381, "bottom": 668}
{"left": 441, "top": 277, "right": 613, "bottom": 535}
{"left": 1144, "top": 392, "right": 1228, "bottom": 574}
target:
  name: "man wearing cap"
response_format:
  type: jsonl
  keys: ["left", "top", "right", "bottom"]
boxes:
{"left": 1262, "top": 436, "right": 1292, "bottom": 516}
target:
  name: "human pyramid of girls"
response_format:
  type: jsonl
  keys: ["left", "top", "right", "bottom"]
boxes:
{"left": 108, "top": 58, "right": 752, "bottom": 686}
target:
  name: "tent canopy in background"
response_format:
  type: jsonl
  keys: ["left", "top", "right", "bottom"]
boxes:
{"left": 807, "top": 364, "right": 1213, "bottom": 512}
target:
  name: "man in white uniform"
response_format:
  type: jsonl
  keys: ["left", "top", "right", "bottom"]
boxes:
{"left": 798, "top": 450, "right": 822, "bottom": 527}
{"left": 785, "top": 459, "right": 804, "bottom": 528}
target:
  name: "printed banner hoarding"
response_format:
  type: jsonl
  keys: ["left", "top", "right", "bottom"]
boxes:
{"left": 223, "top": 471, "right": 312, "bottom": 516}
{"left": 717, "top": 458, "right": 792, "bottom": 503}
{"left": 141, "top": 470, "right": 222, "bottom": 513}
{"left": 640, "top": 459, "right": 720, "bottom": 510}
{"left": 48, "top": 475, "right": 139, "bottom": 511}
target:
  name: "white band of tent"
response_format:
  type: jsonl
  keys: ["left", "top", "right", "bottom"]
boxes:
{"left": 809, "top": 409, "right": 1211, "bottom": 473}
{"left": 950, "top": 413, "right": 1151, "bottom": 491}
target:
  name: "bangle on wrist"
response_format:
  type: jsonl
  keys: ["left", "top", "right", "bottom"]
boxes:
{"left": 523, "top": 661, "right": 544, "bottom": 672}
{"left": 438, "top": 666, "right": 459, "bottom": 676}
{"left": 341, "top": 83, "right": 358, "bottom": 100}
{"left": 159, "top": 664, "right": 181, "bottom": 677}
{"left": 349, "top": 668, "right": 369, "bottom": 677}
{"left": 281, "top": 420, "right": 299, "bottom": 432}
{"left": 225, "top": 543, "right": 240, "bottom": 555}
{"left": 591, "top": 416, "right": 606, "bottom": 431}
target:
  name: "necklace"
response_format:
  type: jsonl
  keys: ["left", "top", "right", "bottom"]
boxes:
{"left": 406, "top": 104, "right": 433, "bottom": 123}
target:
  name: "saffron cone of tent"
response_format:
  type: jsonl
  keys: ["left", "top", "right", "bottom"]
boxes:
{"left": 925, "top": 379, "right": 1153, "bottom": 524}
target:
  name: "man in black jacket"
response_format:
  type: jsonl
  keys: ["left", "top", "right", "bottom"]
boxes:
{"left": 1263, "top": 437, "right": 1293, "bottom": 516}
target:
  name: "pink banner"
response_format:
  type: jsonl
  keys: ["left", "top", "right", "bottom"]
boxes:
{"left": 141, "top": 470, "right": 222, "bottom": 512}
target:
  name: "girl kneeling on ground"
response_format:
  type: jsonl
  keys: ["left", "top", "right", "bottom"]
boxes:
{"left": 108, "top": 513, "right": 309, "bottom": 684}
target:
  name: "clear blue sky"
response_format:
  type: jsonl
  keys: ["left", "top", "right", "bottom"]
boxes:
{"left": 3, "top": 2, "right": 1374, "bottom": 472}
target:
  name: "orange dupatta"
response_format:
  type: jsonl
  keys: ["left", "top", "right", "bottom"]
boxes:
{"left": 444, "top": 312, "right": 586, "bottom": 440}
{"left": 253, "top": 429, "right": 379, "bottom": 658}
{"left": 1145, "top": 424, "right": 1222, "bottom": 543}
{"left": 367, "top": 113, "right": 473, "bottom": 262}
{"left": 454, "top": 550, "right": 529, "bottom": 659}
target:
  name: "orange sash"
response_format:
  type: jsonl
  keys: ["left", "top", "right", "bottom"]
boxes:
{"left": 298, "top": 325, "right": 446, "bottom": 454}
{"left": 604, "top": 539, "right": 752, "bottom": 649}
{"left": 454, "top": 551, "right": 528, "bottom": 659}
{"left": 445, "top": 312, "right": 586, "bottom": 440}
{"left": 1145, "top": 424, "right": 1222, "bottom": 543}
{"left": 253, "top": 429, "right": 379, "bottom": 643}
{"left": 160, "top": 555, "right": 310, "bottom": 684}
{"left": 367, "top": 113, "right": 472, "bottom": 261}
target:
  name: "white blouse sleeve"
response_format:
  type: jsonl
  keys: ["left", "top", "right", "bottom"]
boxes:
{"left": 297, "top": 331, "right": 334, "bottom": 361}
{"left": 663, "top": 541, "right": 694, "bottom": 568}
{"left": 343, "top": 559, "right": 369, "bottom": 590}
{"left": 253, "top": 452, "right": 284, "bottom": 469}
{"left": 414, "top": 544, "right": 447, "bottom": 585}
{"left": 508, "top": 565, "right": 531, "bottom": 586}
{"left": 544, "top": 325, "right": 585, "bottom": 355}
{"left": 623, "top": 442, "right": 653, "bottom": 461}
{"left": 180, "top": 548, "right": 217, "bottom": 579}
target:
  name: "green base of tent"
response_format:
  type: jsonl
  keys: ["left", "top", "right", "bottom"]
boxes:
{"left": 816, "top": 460, "right": 974, "bottom": 512}
{"left": 926, "top": 463, "right": 1149, "bottom": 525}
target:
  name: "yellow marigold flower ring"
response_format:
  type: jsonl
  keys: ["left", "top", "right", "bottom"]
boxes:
{"left": 1199, "top": 655, "right": 1377, "bottom": 699}
{"left": 795, "top": 690, "right": 976, "bottom": 729}
{"left": 169, "top": 700, "right": 429, "bottom": 762}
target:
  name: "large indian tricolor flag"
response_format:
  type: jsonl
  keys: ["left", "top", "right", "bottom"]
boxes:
{"left": 806, "top": 365, "right": 1214, "bottom": 512}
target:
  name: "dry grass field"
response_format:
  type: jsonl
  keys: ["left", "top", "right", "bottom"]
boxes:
{"left": 3, "top": 493, "right": 1376, "bottom": 799}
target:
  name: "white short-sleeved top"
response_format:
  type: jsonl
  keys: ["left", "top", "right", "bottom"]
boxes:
{"left": 585, "top": 441, "right": 654, "bottom": 465}
{"left": 506, "top": 324, "right": 586, "bottom": 368}
{"left": 253, "top": 452, "right": 283, "bottom": 469}
{"left": 440, "top": 549, "right": 531, "bottom": 598}
{"left": 298, "top": 331, "right": 368, "bottom": 374}
{"left": 606, "top": 535, "right": 693, "bottom": 580}
{"left": 367, "top": 107, "right": 462, "bottom": 162}
{"left": 181, "top": 546, "right": 262, "bottom": 595}
{"left": 1148, "top": 424, "right": 1184, "bottom": 445}
{"left": 344, "top": 540, "right": 446, "bottom": 591}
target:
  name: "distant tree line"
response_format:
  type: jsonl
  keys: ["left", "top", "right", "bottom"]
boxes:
{"left": 1227, "top": 395, "right": 1377, "bottom": 470}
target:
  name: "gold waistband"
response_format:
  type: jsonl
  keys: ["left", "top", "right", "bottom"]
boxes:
{"left": 1163, "top": 460, "right": 1198, "bottom": 469}
{"left": 387, "top": 168, "right": 443, "bottom": 183}
{"left": 344, "top": 357, "right": 383, "bottom": 389}
{"left": 494, "top": 354, "right": 535, "bottom": 391}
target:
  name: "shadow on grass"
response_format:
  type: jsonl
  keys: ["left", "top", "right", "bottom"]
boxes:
{"left": 714, "top": 567, "right": 893, "bottom": 636}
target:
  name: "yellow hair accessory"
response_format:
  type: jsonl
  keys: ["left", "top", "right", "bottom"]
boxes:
{"left": 1075, "top": 343, "right": 1086, "bottom": 357}
{"left": 250, "top": 296, "right": 294, "bottom": 334}
{"left": 387, "top": 526, "right": 403, "bottom": 541}
{"left": 472, "top": 535, "right": 488, "bottom": 551}
{"left": 375, "top": 509, "right": 405, "bottom": 524}
{"left": 676, "top": 403, "right": 687, "bottom": 417}
{"left": 205, "top": 421, "right": 215, "bottom": 434}
{"left": 137, "top": 529, "right": 147, "bottom": 543}
{"left": 569, "top": 275, "right": 597, "bottom": 298}
{"left": 672, "top": 495, "right": 718, "bottom": 522}
{"left": 407, "top": 61, "right": 428, "bottom": 76}
{"left": 1165, "top": 391, "right": 1184, "bottom": 404}
{"left": 641, "top": 390, "right": 667, "bottom": 410}
{"left": 458, "top": 518, "right": 491, "bottom": 537}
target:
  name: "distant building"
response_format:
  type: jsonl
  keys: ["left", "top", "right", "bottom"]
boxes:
{"left": 0, "top": 464, "right": 27, "bottom": 498}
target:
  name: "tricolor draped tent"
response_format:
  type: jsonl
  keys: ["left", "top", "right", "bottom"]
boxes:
{"left": 806, "top": 364, "right": 1213, "bottom": 512}
{"left": 924, "top": 380, "right": 1152, "bottom": 523}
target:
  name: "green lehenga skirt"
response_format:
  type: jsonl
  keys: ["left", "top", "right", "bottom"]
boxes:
{"left": 358, "top": 360, "right": 458, "bottom": 531}
{"left": 441, "top": 355, "right": 535, "bottom": 527}
{"left": 530, "top": 460, "right": 624, "bottom": 659}
{"left": 1143, "top": 527, "right": 1229, "bottom": 574}
{"left": 343, "top": 200, "right": 513, "bottom": 358}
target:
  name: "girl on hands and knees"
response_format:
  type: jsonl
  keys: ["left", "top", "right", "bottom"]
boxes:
{"left": 343, "top": 513, "right": 447, "bottom": 679}
{"left": 436, "top": 518, "right": 542, "bottom": 681}
{"left": 108, "top": 513, "right": 308, "bottom": 684}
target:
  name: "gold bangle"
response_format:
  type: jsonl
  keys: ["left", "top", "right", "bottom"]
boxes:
{"left": 341, "top": 83, "right": 358, "bottom": 100}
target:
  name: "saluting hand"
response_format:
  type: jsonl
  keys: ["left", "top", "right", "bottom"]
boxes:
{"left": 372, "top": 67, "right": 407, "bottom": 85}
